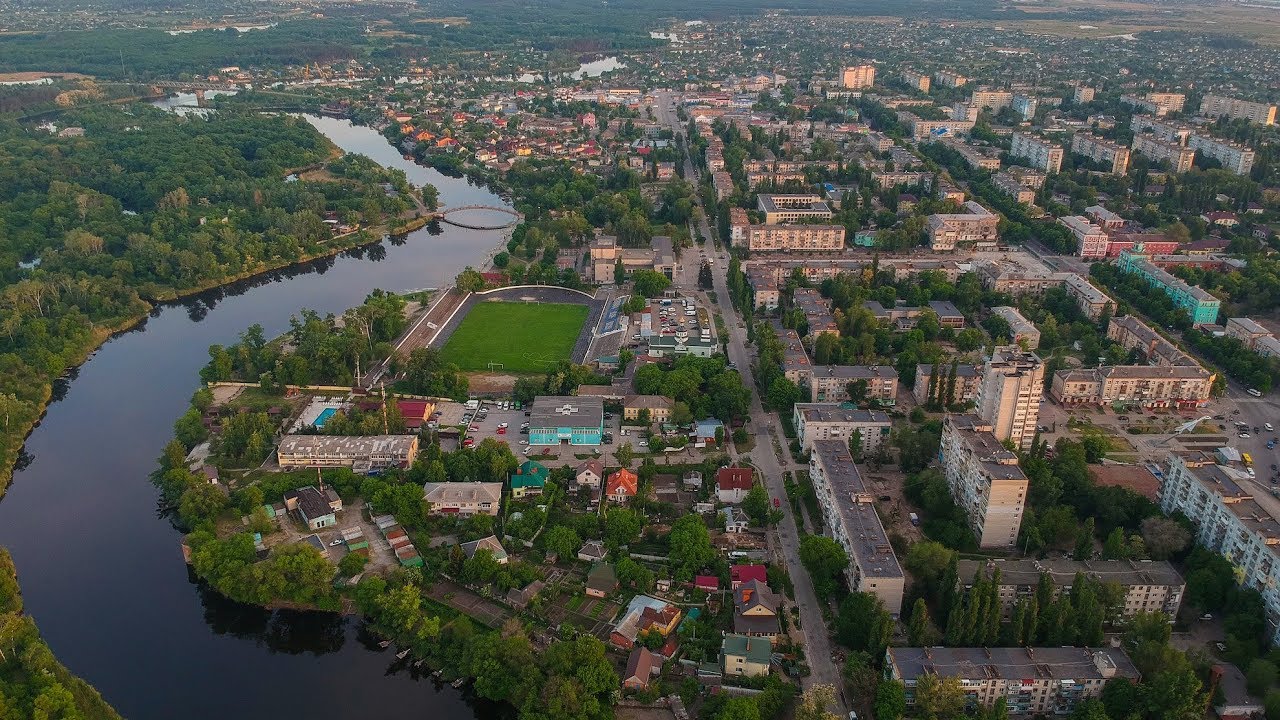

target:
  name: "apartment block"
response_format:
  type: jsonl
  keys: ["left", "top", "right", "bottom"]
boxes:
{"left": 1121, "top": 92, "right": 1186, "bottom": 116}
{"left": 422, "top": 481, "right": 503, "bottom": 516}
{"left": 992, "top": 171, "right": 1036, "bottom": 204}
{"left": 1058, "top": 215, "right": 1110, "bottom": 259}
{"left": 1132, "top": 114, "right": 1194, "bottom": 144}
{"left": 809, "top": 365, "right": 898, "bottom": 404}
{"left": 793, "top": 287, "right": 839, "bottom": 337}
{"left": 940, "top": 415, "right": 1028, "bottom": 548}
{"left": 1188, "top": 133, "right": 1256, "bottom": 175}
{"left": 935, "top": 70, "right": 968, "bottom": 88}
{"left": 990, "top": 307, "right": 1041, "bottom": 350}
{"left": 976, "top": 346, "right": 1044, "bottom": 451}
{"left": 1070, "top": 133, "right": 1131, "bottom": 174}
{"left": 809, "top": 440, "right": 904, "bottom": 615}
{"left": 1012, "top": 94, "right": 1038, "bottom": 120}
{"left": 887, "top": 647, "right": 1139, "bottom": 715}
{"left": 913, "top": 362, "right": 983, "bottom": 405}
{"left": 957, "top": 558, "right": 1185, "bottom": 620}
{"left": 1085, "top": 204, "right": 1126, "bottom": 230}
{"left": 1159, "top": 452, "right": 1280, "bottom": 644}
{"left": 970, "top": 89, "right": 1013, "bottom": 112}
{"left": 1225, "top": 317, "right": 1274, "bottom": 349}
{"left": 863, "top": 131, "right": 894, "bottom": 152}
{"left": 277, "top": 435, "right": 419, "bottom": 471}
{"left": 896, "top": 111, "right": 975, "bottom": 140}
{"left": 1073, "top": 85, "right": 1096, "bottom": 103}
{"left": 1132, "top": 133, "right": 1197, "bottom": 173}
{"left": 1106, "top": 315, "right": 1202, "bottom": 368}
{"left": 942, "top": 137, "right": 1002, "bottom": 171}
{"left": 950, "top": 102, "right": 979, "bottom": 122}
{"left": 793, "top": 403, "right": 892, "bottom": 454}
{"left": 841, "top": 64, "right": 876, "bottom": 89}
{"left": 757, "top": 194, "right": 833, "bottom": 224}
{"left": 900, "top": 68, "right": 931, "bottom": 92}
{"left": 1199, "top": 94, "right": 1277, "bottom": 126}
{"left": 927, "top": 201, "right": 999, "bottom": 251}
{"left": 1050, "top": 365, "right": 1213, "bottom": 409}
{"left": 746, "top": 224, "right": 846, "bottom": 252}
{"left": 1117, "top": 250, "right": 1221, "bottom": 325}
{"left": 745, "top": 265, "right": 780, "bottom": 310}
{"left": 1010, "top": 132, "right": 1063, "bottom": 173}
{"left": 1063, "top": 274, "right": 1116, "bottom": 320}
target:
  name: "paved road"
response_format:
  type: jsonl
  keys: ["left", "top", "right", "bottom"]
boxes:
{"left": 656, "top": 94, "right": 847, "bottom": 711}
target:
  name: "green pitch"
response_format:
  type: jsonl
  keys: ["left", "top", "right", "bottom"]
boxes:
{"left": 440, "top": 301, "right": 590, "bottom": 373}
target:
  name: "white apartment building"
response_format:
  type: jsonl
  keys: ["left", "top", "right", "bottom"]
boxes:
{"left": 793, "top": 403, "right": 892, "bottom": 454}
{"left": 1199, "top": 94, "right": 1277, "bottom": 126}
{"left": 935, "top": 70, "right": 967, "bottom": 88}
{"left": 1012, "top": 94, "right": 1038, "bottom": 120}
{"left": 976, "top": 346, "right": 1044, "bottom": 451}
{"left": 842, "top": 64, "right": 876, "bottom": 89}
{"left": 1224, "top": 317, "right": 1273, "bottom": 349}
{"left": 957, "top": 558, "right": 1185, "bottom": 620}
{"left": 927, "top": 201, "right": 999, "bottom": 251}
{"left": 1063, "top": 274, "right": 1116, "bottom": 320}
{"left": 940, "top": 415, "right": 1029, "bottom": 549}
{"left": 1132, "top": 114, "right": 1194, "bottom": 144}
{"left": 1010, "top": 132, "right": 1063, "bottom": 173}
{"left": 1073, "top": 86, "right": 1096, "bottom": 103}
{"left": 1070, "top": 133, "right": 1131, "bottom": 174}
{"left": 1132, "top": 133, "right": 1197, "bottom": 173}
{"left": 1188, "top": 133, "right": 1256, "bottom": 175}
{"left": 1059, "top": 215, "right": 1110, "bottom": 259}
{"left": 992, "top": 171, "right": 1035, "bottom": 205}
{"left": 810, "top": 440, "right": 904, "bottom": 615}
{"left": 1121, "top": 92, "right": 1185, "bottom": 116}
{"left": 757, "top": 194, "right": 834, "bottom": 224}
{"left": 1159, "top": 452, "right": 1280, "bottom": 644}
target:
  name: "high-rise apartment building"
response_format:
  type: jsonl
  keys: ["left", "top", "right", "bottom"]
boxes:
{"left": 745, "top": 224, "right": 846, "bottom": 252}
{"left": 934, "top": 69, "right": 967, "bottom": 88}
{"left": 900, "top": 68, "right": 931, "bottom": 92}
{"left": 970, "top": 88, "right": 1013, "bottom": 112}
{"left": 1199, "top": 94, "right": 1277, "bottom": 126}
{"left": 976, "top": 346, "right": 1044, "bottom": 451}
{"left": 1010, "top": 132, "right": 1063, "bottom": 173}
{"left": 1012, "top": 94, "right": 1038, "bottom": 120}
{"left": 1059, "top": 215, "right": 1110, "bottom": 259}
{"left": 1073, "top": 85, "right": 1096, "bottom": 103}
{"left": 926, "top": 201, "right": 999, "bottom": 251}
{"left": 1188, "top": 133, "right": 1256, "bottom": 175}
{"left": 1121, "top": 92, "right": 1185, "bottom": 116}
{"left": 1070, "top": 133, "right": 1131, "bottom": 174}
{"left": 841, "top": 64, "right": 876, "bottom": 89}
{"left": 940, "top": 415, "right": 1028, "bottom": 548}
{"left": 1132, "top": 133, "right": 1197, "bottom": 173}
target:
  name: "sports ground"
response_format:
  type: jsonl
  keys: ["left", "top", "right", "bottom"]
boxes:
{"left": 439, "top": 301, "right": 590, "bottom": 373}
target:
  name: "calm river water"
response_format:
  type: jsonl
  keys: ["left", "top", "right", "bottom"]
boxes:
{"left": 0, "top": 116, "right": 508, "bottom": 719}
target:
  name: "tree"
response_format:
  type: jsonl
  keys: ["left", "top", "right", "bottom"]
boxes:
{"left": 742, "top": 485, "right": 772, "bottom": 526}
{"left": 795, "top": 684, "right": 841, "bottom": 720}
{"left": 1141, "top": 517, "right": 1190, "bottom": 560}
{"left": 875, "top": 680, "right": 907, "bottom": 720}
{"left": 698, "top": 261, "right": 714, "bottom": 290}
{"left": 543, "top": 525, "right": 581, "bottom": 561}
{"left": 799, "top": 534, "right": 848, "bottom": 600}
{"left": 914, "top": 674, "right": 967, "bottom": 720}
{"left": 1248, "top": 659, "right": 1279, "bottom": 697}
{"left": 667, "top": 515, "right": 715, "bottom": 581}
{"left": 455, "top": 267, "right": 487, "bottom": 292}
{"left": 604, "top": 507, "right": 644, "bottom": 546}
{"left": 338, "top": 551, "right": 368, "bottom": 577}
{"left": 615, "top": 443, "right": 635, "bottom": 468}
{"left": 632, "top": 269, "right": 671, "bottom": 298}
{"left": 908, "top": 598, "right": 936, "bottom": 646}
{"left": 173, "top": 407, "right": 208, "bottom": 449}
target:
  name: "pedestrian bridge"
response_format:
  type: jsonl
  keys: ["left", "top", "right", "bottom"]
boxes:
{"left": 434, "top": 205, "right": 522, "bottom": 230}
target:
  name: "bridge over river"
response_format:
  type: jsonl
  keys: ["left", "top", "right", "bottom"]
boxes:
{"left": 434, "top": 204, "right": 522, "bottom": 230}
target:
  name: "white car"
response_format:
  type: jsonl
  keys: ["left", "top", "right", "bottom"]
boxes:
{"left": 498, "top": 422, "right": 508, "bottom": 429}
{"left": 1240, "top": 433, "right": 1252, "bottom": 439}
{"left": 638, "top": 440, "right": 648, "bottom": 447}
{"left": 519, "top": 440, "right": 528, "bottom": 445}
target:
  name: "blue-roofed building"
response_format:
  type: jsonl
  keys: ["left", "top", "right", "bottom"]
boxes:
{"left": 528, "top": 396, "right": 604, "bottom": 446}
{"left": 695, "top": 418, "right": 725, "bottom": 443}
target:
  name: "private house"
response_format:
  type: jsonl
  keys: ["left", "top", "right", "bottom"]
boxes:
{"left": 575, "top": 459, "right": 604, "bottom": 489}
{"left": 506, "top": 580, "right": 545, "bottom": 609}
{"left": 611, "top": 595, "right": 682, "bottom": 649}
{"left": 623, "top": 647, "right": 658, "bottom": 690}
{"left": 605, "top": 468, "right": 639, "bottom": 503}
{"left": 578, "top": 539, "right": 608, "bottom": 563}
{"left": 510, "top": 460, "right": 549, "bottom": 499}
{"left": 587, "top": 562, "right": 619, "bottom": 598}
{"left": 695, "top": 418, "right": 725, "bottom": 444}
{"left": 460, "top": 535, "right": 509, "bottom": 564}
{"left": 683, "top": 471, "right": 704, "bottom": 489}
{"left": 733, "top": 579, "right": 781, "bottom": 641}
{"left": 395, "top": 399, "right": 436, "bottom": 431}
{"left": 282, "top": 485, "right": 342, "bottom": 531}
{"left": 721, "top": 634, "right": 772, "bottom": 677}
{"left": 731, "top": 564, "right": 768, "bottom": 589}
{"left": 623, "top": 395, "right": 674, "bottom": 423}
{"left": 722, "top": 507, "right": 749, "bottom": 533}
{"left": 422, "top": 481, "right": 503, "bottom": 516}
{"left": 695, "top": 575, "right": 720, "bottom": 593}
{"left": 716, "top": 467, "right": 754, "bottom": 503}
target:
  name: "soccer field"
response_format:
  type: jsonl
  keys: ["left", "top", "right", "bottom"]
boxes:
{"left": 440, "top": 301, "right": 590, "bottom": 373}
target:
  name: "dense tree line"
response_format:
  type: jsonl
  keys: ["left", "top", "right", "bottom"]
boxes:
{"left": 632, "top": 355, "right": 750, "bottom": 424}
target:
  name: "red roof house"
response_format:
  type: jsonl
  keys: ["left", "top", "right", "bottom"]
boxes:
{"left": 605, "top": 469, "right": 639, "bottom": 503}
{"left": 715, "top": 467, "right": 754, "bottom": 503}
{"left": 730, "top": 564, "right": 768, "bottom": 589}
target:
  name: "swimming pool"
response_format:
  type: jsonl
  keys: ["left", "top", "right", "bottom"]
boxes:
{"left": 314, "top": 407, "right": 338, "bottom": 428}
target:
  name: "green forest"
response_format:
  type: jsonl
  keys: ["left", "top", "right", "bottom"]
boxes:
{"left": 0, "top": 106, "right": 417, "bottom": 495}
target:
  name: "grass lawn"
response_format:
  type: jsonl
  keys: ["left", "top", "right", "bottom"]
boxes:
{"left": 440, "top": 301, "right": 589, "bottom": 373}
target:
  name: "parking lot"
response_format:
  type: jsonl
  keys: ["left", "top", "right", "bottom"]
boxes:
{"left": 459, "top": 401, "right": 626, "bottom": 460}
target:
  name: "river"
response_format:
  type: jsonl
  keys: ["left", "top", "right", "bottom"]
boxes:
{"left": 0, "top": 116, "right": 509, "bottom": 719}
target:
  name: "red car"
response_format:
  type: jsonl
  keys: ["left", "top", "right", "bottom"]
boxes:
{"left": 772, "top": 497, "right": 781, "bottom": 508}
{"left": 497, "top": 427, "right": 507, "bottom": 435}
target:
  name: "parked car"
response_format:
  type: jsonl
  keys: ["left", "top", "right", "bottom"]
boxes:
{"left": 1240, "top": 433, "right": 1252, "bottom": 439}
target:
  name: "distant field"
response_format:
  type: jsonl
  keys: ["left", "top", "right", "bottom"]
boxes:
{"left": 440, "top": 301, "right": 588, "bottom": 373}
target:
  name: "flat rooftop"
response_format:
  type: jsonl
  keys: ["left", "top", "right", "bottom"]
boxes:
{"left": 795, "top": 403, "right": 891, "bottom": 424}
{"left": 888, "top": 647, "right": 1138, "bottom": 682}
{"left": 528, "top": 395, "right": 604, "bottom": 429}
{"left": 812, "top": 439, "right": 903, "bottom": 580}
{"left": 957, "top": 558, "right": 1183, "bottom": 588}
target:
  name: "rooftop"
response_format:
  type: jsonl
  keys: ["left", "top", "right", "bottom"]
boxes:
{"left": 957, "top": 558, "right": 1183, "bottom": 588}
{"left": 812, "top": 439, "right": 903, "bottom": 580}
{"left": 795, "top": 403, "right": 892, "bottom": 425}
{"left": 529, "top": 395, "right": 605, "bottom": 430}
{"left": 888, "top": 647, "right": 1139, "bottom": 682}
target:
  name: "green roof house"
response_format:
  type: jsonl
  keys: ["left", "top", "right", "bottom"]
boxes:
{"left": 721, "top": 633, "right": 771, "bottom": 678}
{"left": 510, "top": 460, "right": 549, "bottom": 499}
